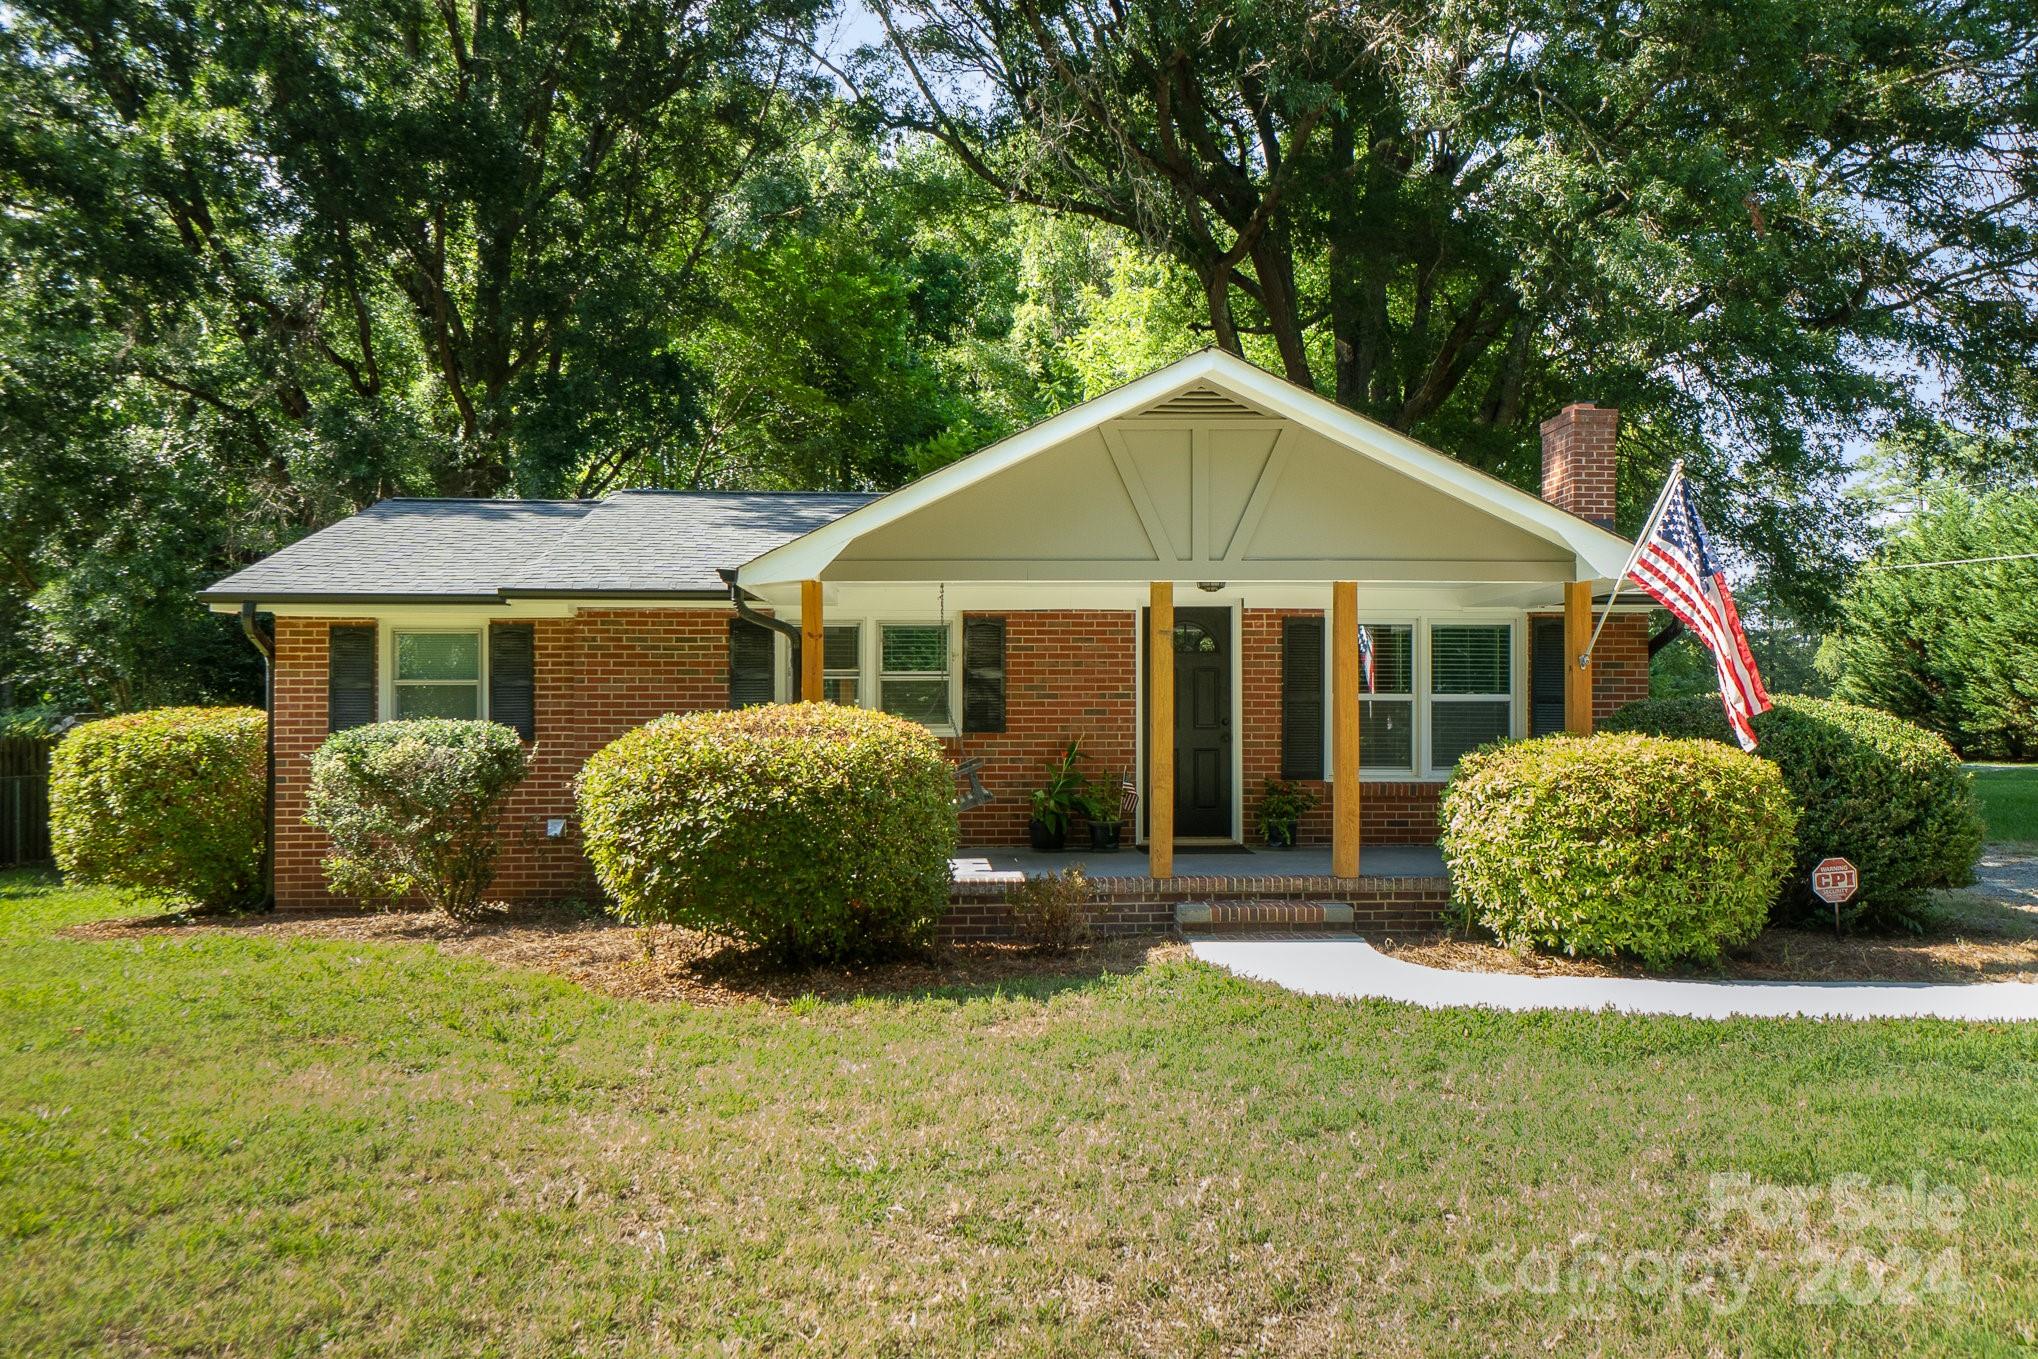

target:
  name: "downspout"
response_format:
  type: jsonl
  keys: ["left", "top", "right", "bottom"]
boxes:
{"left": 717, "top": 568, "right": 802, "bottom": 644}
{"left": 238, "top": 602, "right": 277, "bottom": 911}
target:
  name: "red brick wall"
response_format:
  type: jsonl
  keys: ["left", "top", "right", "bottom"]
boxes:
{"left": 273, "top": 609, "right": 739, "bottom": 908}
{"left": 1539, "top": 403, "right": 1619, "bottom": 525}
{"left": 1239, "top": 608, "right": 1441, "bottom": 847}
{"left": 949, "top": 610, "right": 1137, "bottom": 844}
{"left": 1528, "top": 610, "right": 1652, "bottom": 726}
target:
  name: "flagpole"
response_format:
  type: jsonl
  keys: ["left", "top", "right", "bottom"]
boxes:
{"left": 1578, "top": 460, "right": 1683, "bottom": 669}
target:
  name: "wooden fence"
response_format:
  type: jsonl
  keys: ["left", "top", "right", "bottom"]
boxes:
{"left": 0, "top": 736, "right": 55, "bottom": 866}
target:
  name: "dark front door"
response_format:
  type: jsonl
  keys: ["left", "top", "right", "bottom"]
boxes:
{"left": 1148, "top": 606, "right": 1232, "bottom": 838}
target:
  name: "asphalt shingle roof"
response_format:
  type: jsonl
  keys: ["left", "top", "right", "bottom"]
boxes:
{"left": 200, "top": 490, "right": 879, "bottom": 604}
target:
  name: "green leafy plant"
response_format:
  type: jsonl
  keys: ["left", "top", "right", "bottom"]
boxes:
{"left": 1255, "top": 778, "right": 1320, "bottom": 847}
{"left": 1075, "top": 772, "right": 1129, "bottom": 827}
{"left": 49, "top": 706, "right": 267, "bottom": 912}
{"left": 1006, "top": 866, "right": 1095, "bottom": 952}
{"left": 304, "top": 720, "right": 533, "bottom": 921}
{"left": 1029, "top": 739, "right": 1088, "bottom": 837}
{"left": 1440, "top": 734, "right": 1797, "bottom": 969}
{"left": 577, "top": 704, "right": 958, "bottom": 966}
{"left": 1604, "top": 694, "right": 1983, "bottom": 930}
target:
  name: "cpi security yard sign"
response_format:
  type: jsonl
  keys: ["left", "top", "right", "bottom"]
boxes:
{"left": 1813, "top": 856, "right": 1859, "bottom": 935}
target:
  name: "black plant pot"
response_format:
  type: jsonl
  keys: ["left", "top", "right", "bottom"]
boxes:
{"left": 1087, "top": 820, "right": 1123, "bottom": 852}
{"left": 1028, "top": 816, "right": 1066, "bottom": 852}
{"left": 1265, "top": 827, "right": 1297, "bottom": 849}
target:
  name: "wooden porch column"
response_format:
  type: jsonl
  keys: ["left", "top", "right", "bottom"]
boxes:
{"left": 800, "top": 579, "right": 824, "bottom": 702}
{"left": 1331, "top": 581, "right": 1361, "bottom": 878}
{"left": 1564, "top": 580, "right": 1594, "bottom": 734}
{"left": 1148, "top": 581, "right": 1174, "bottom": 879}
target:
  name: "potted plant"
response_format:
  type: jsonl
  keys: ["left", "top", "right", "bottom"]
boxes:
{"left": 1076, "top": 773, "right": 1129, "bottom": 852}
{"left": 1256, "top": 777, "right": 1320, "bottom": 848}
{"left": 1028, "top": 739, "right": 1086, "bottom": 851}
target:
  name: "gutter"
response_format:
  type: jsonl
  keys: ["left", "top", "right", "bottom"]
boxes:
{"left": 237, "top": 602, "right": 277, "bottom": 911}
{"left": 717, "top": 568, "right": 801, "bottom": 644}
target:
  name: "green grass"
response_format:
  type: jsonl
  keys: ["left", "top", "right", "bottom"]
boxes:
{"left": 1970, "top": 763, "right": 2038, "bottom": 848}
{"left": 2, "top": 873, "right": 2035, "bottom": 1356}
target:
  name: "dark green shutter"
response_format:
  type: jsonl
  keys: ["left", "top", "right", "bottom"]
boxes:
{"left": 1530, "top": 618, "right": 1566, "bottom": 736}
{"left": 328, "top": 624, "right": 377, "bottom": 732}
{"left": 489, "top": 624, "right": 536, "bottom": 739}
{"left": 1280, "top": 616, "right": 1324, "bottom": 779}
{"left": 728, "top": 619, "right": 774, "bottom": 708}
{"left": 962, "top": 617, "right": 1006, "bottom": 733}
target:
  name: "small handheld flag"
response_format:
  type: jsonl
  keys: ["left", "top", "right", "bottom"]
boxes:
{"left": 1358, "top": 624, "right": 1376, "bottom": 694}
{"left": 1608, "top": 465, "right": 1773, "bottom": 749}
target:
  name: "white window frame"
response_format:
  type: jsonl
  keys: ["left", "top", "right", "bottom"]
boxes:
{"left": 777, "top": 614, "right": 961, "bottom": 737}
{"left": 876, "top": 619, "right": 958, "bottom": 736}
{"left": 1322, "top": 613, "right": 1523, "bottom": 782}
{"left": 1424, "top": 619, "right": 1518, "bottom": 778}
{"left": 1356, "top": 620, "right": 1418, "bottom": 778}
{"left": 384, "top": 627, "right": 487, "bottom": 722}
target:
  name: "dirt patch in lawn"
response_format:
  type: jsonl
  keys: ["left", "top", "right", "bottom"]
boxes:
{"left": 65, "top": 905, "right": 1184, "bottom": 1008}
{"left": 1378, "top": 850, "right": 2038, "bottom": 985}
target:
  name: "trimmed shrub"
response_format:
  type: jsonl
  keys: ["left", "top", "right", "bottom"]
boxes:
{"left": 1006, "top": 866, "right": 1095, "bottom": 952}
{"left": 50, "top": 706, "right": 267, "bottom": 911}
{"left": 1440, "top": 734, "right": 1796, "bottom": 968}
{"left": 577, "top": 704, "right": 957, "bottom": 965}
{"left": 305, "top": 720, "right": 532, "bottom": 920}
{"left": 1603, "top": 694, "right": 1983, "bottom": 929}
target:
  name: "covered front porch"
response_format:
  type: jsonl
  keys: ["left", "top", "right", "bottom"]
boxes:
{"left": 731, "top": 351, "right": 1638, "bottom": 888}
{"left": 950, "top": 841, "right": 1446, "bottom": 883}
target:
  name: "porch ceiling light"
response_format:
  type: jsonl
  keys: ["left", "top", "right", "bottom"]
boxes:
{"left": 1196, "top": 581, "right": 1226, "bottom": 592}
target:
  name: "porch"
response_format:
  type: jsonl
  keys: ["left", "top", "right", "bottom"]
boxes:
{"left": 944, "top": 842, "right": 1454, "bottom": 942}
{"left": 950, "top": 842, "right": 1445, "bottom": 883}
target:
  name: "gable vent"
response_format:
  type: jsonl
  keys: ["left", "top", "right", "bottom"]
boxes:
{"left": 1139, "top": 386, "right": 1262, "bottom": 419}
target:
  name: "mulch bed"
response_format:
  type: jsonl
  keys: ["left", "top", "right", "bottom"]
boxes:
{"left": 64, "top": 906, "right": 1184, "bottom": 1008}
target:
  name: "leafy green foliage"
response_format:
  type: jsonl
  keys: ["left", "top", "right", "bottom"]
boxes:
{"left": 1005, "top": 866, "right": 1095, "bottom": 952}
{"left": 1818, "top": 489, "right": 2038, "bottom": 759}
{"left": 1255, "top": 779, "right": 1320, "bottom": 847}
{"left": 304, "top": 721, "right": 533, "bottom": 920}
{"left": 576, "top": 704, "right": 958, "bottom": 964}
{"left": 49, "top": 706, "right": 266, "bottom": 910}
{"left": 1440, "top": 734, "right": 1796, "bottom": 968}
{"left": 1603, "top": 695, "right": 1984, "bottom": 929}
{"left": 1027, "top": 740, "right": 1088, "bottom": 839}
{"left": 866, "top": 0, "right": 2038, "bottom": 621}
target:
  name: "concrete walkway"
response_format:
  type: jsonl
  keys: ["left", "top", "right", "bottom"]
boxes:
{"left": 1188, "top": 938, "right": 2038, "bottom": 1021}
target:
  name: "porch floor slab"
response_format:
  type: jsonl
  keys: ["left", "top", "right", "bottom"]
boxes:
{"left": 949, "top": 843, "right": 1446, "bottom": 884}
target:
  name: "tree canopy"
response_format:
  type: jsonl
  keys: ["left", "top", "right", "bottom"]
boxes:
{"left": 3, "top": 0, "right": 2035, "bottom": 714}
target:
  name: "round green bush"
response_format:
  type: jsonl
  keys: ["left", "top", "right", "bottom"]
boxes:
{"left": 1439, "top": 734, "right": 1797, "bottom": 968}
{"left": 576, "top": 704, "right": 959, "bottom": 964}
{"left": 304, "top": 719, "right": 532, "bottom": 920}
{"left": 1602, "top": 694, "right": 1983, "bottom": 929}
{"left": 50, "top": 706, "right": 267, "bottom": 911}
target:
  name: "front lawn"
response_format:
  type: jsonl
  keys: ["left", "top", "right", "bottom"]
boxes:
{"left": 1970, "top": 763, "right": 2038, "bottom": 848}
{"left": 2, "top": 873, "right": 2035, "bottom": 1356}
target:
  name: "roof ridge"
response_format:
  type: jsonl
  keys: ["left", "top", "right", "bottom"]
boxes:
{"left": 373, "top": 496, "right": 599, "bottom": 507}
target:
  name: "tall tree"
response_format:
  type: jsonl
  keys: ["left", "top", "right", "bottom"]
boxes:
{"left": 0, "top": 0, "right": 823, "bottom": 708}
{"left": 853, "top": 0, "right": 2038, "bottom": 618}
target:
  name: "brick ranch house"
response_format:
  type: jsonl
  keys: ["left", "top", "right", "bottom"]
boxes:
{"left": 204, "top": 350, "right": 1651, "bottom": 928}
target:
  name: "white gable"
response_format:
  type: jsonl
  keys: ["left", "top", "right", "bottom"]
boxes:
{"left": 735, "top": 350, "right": 1631, "bottom": 590}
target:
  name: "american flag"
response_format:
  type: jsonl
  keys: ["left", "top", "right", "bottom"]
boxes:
{"left": 1358, "top": 624, "right": 1376, "bottom": 694}
{"left": 1625, "top": 468, "right": 1773, "bottom": 749}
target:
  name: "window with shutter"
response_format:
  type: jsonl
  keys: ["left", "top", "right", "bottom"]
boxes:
{"left": 489, "top": 624, "right": 536, "bottom": 739}
{"left": 1530, "top": 618, "right": 1566, "bottom": 737}
{"left": 728, "top": 619, "right": 775, "bottom": 708}
{"left": 327, "top": 625, "right": 377, "bottom": 732}
{"left": 962, "top": 617, "right": 1006, "bottom": 733}
{"left": 1280, "top": 617, "right": 1324, "bottom": 779}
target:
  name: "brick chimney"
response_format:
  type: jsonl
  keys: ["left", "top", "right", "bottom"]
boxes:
{"left": 1539, "top": 403, "right": 1618, "bottom": 528}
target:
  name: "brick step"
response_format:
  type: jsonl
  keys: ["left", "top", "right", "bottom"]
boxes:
{"left": 1175, "top": 901, "right": 1357, "bottom": 933}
